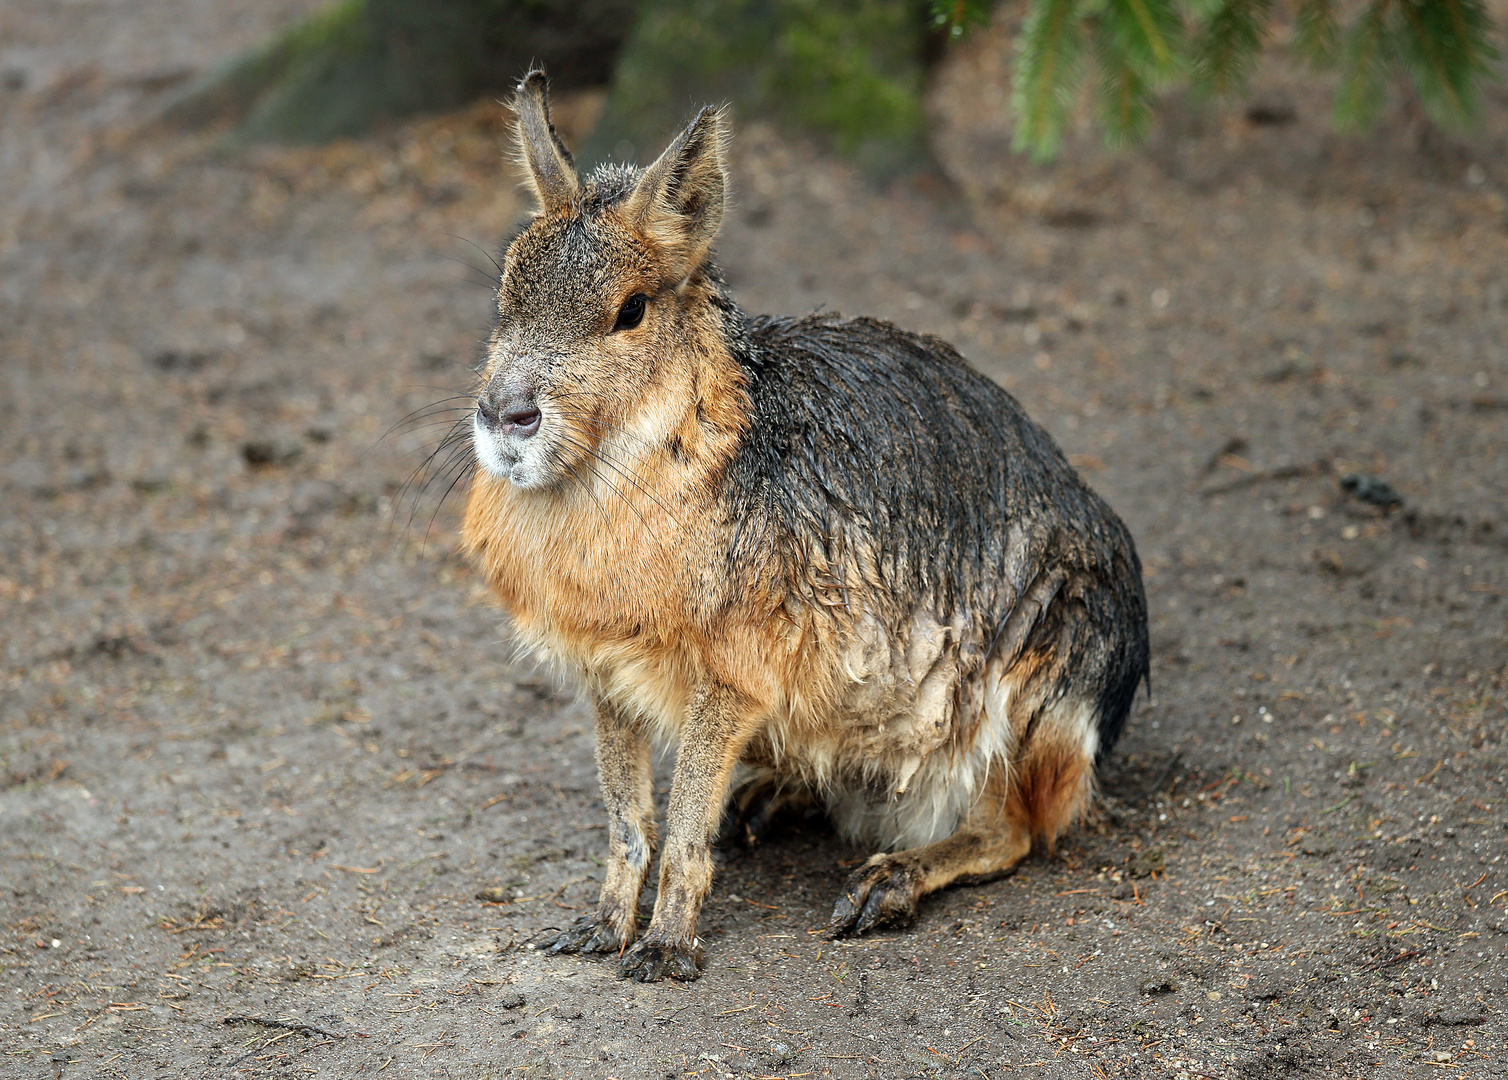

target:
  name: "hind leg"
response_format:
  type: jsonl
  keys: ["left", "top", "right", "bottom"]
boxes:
{"left": 827, "top": 773, "right": 1031, "bottom": 937}
{"left": 828, "top": 722, "right": 1095, "bottom": 937}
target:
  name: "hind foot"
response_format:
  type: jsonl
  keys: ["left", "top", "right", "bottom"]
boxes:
{"left": 828, "top": 788, "right": 1035, "bottom": 938}
{"left": 828, "top": 856, "right": 922, "bottom": 937}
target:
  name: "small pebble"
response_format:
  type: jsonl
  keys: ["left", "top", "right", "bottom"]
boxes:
{"left": 762, "top": 1042, "right": 794, "bottom": 1067}
{"left": 1340, "top": 473, "right": 1402, "bottom": 509}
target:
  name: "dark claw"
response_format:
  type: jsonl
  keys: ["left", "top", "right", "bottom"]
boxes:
{"left": 829, "top": 890, "right": 861, "bottom": 935}
{"left": 827, "top": 860, "right": 920, "bottom": 938}
{"left": 549, "top": 913, "right": 628, "bottom": 955}
{"left": 617, "top": 938, "right": 704, "bottom": 982}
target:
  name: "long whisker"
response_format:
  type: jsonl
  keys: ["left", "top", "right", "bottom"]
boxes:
{"left": 550, "top": 408, "right": 664, "bottom": 452}
{"left": 412, "top": 387, "right": 692, "bottom": 549}
{"left": 394, "top": 417, "right": 478, "bottom": 440}
{"left": 555, "top": 417, "right": 683, "bottom": 507}
{"left": 439, "top": 253, "right": 504, "bottom": 291}
{"left": 376, "top": 392, "right": 478, "bottom": 447}
{"left": 550, "top": 432, "right": 649, "bottom": 513}
{"left": 554, "top": 435, "right": 685, "bottom": 548}
{"left": 395, "top": 384, "right": 482, "bottom": 401}
{"left": 383, "top": 406, "right": 475, "bottom": 443}
{"left": 411, "top": 432, "right": 477, "bottom": 537}
{"left": 543, "top": 398, "right": 688, "bottom": 475}
{"left": 538, "top": 397, "right": 693, "bottom": 517}
{"left": 402, "top": 385, "right": 484, "bottom": 397}
{"left": 550, "top": 445, "right": 614, "bottom": 534}
{"left": 408, "top": 415, "right": 473, "bottom": 474}
{"left": 418, "top": 451, "right": 477, "bottom": 557}
{"left": 396, "top": 418, "right": 474, "bottom": 537}
{"left": 544, "top": 401, "right": 676, "bottom": 471}
{"left": 548, "top": 431, "right": 665, "bottom": 539}
{"left": 440, "top": 233, "right": 505, "bottom": 281}
{"left": 414, "top": 428, "right": 475, "bottom": 499}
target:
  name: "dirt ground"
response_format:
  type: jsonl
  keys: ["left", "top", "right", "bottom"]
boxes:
{"left": 3, "top": 2, "right": 1506, "bottom": 1077}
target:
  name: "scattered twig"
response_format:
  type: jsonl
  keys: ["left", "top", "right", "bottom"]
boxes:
{"left": 1200, "top": 458, "right": 1330, "bottom": 497}
{"left": 1201, "top": 436, "right": 1249, "bottom": 476}
{"left": 1360, "top": 949, "right": 1421, "bottom": 972}
{"left": 523, "top": 926, "right": 564, "bottom": 949}
{"left": 546, "top": 874, "right": 593, "bottom": 901}
{"left": 222, "top": 1015, "right": 355, "bottom": 1039}
{"left": 223, "top": 1044, "right": 275, "bottom": 1068}
{"left": 220, "top": 1015, "right": 363, "bottom": 1068}
{"left": 952, "top": 1034, "right": 985, "bottom": 1062}
{"left": 1133, "top": 752, "right": 1183, "bottom": 803}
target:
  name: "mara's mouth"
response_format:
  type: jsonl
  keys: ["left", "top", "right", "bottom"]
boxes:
{"left": 473, "top": 408, "right": 550, "bottom": 489}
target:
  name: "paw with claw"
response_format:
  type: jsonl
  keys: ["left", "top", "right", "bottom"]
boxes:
{"left": 617, "top": 936, "right": 704, "bottom": 982}
{"left": 548, "top": 911, "right": 632, "bottom": 955}
{"left": 828, "top": 857, "right": 922, "bottom": 937}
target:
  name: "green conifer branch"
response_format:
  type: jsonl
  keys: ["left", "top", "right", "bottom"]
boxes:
{"left": 1012, "top": 0, "right": 1087, "bottom": 160}
{"left": 1393, "top": 0, "right": 1499, "bottom": 124}
{"left": 1093, "top": 18, "right": 1157, "bottom": 145}
{"left": 930, "top": 0, "right": 994, "bottom": 38}
{"left": 1002, "top": 0, "right": 1498, "bottom": 158}
{"left": 1192, "top": 0, "right": 1274, "bottom": 97}
{"left": 1098, "top": 0, "right": 1184, "bottom": 79}
{"left": 1293, "top": 0, "right": 1339, "bottom": 65}
{"left": 1335, "top": 0, "right": 1397, "bottom": 129}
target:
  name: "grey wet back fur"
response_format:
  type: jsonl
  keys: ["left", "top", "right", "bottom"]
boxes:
{"left": 725, "top": 312, "right": 1148, "bottom": 758}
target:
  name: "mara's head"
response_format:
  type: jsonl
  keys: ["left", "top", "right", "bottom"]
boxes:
{"left": 473, "top": 71, "right": 736, "bottom": 492}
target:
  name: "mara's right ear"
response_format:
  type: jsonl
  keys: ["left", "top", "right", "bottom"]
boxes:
{"left": 621, "top": 105, "right": 728, "bottom": 281}
{"left": 512, "top": 70, "right": 579, "bottom": 214}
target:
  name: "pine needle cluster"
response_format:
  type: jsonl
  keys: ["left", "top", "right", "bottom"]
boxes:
{"left": 931, "top": 0, "right": 1501, "bottom": 159}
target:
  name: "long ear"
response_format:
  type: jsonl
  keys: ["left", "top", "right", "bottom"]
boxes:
{"left": 512, "top": 70, "right": 579, "bottom": 214}
{"left": 621, "top": 106, "right": 728, "bottom": 279}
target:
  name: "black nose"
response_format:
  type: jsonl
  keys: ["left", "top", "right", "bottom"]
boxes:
{"left": 479, "top": 383, "right": 541, "bottom": 438}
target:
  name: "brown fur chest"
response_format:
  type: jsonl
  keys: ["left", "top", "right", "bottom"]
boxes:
{"left": 462, "top": 472, "right": 691, "bottom": 638}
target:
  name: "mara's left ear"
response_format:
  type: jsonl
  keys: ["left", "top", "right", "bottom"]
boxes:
{"left": 621, "top": 106, "right": 728, "bottom": 280}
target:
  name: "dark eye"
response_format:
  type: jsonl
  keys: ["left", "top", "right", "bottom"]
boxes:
{"left": 613, "top": 293, "right": 648, "bottom": 332}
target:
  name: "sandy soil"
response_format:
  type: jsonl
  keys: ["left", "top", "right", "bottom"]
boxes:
{"left": 2, "top": 2, "right": 1506, "bottom": 1078}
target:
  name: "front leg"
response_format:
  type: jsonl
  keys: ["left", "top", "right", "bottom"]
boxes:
{"left": 550, "top": 700, "right": 654, "bottom": 956}
{"left": 619, "top": 683, "right": 759, "bottom": 982}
